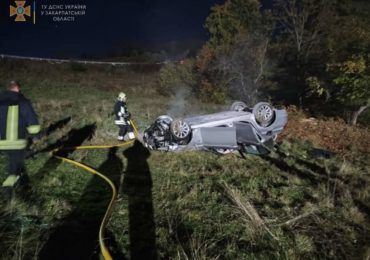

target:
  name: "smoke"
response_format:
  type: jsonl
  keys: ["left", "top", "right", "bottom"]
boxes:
{"left": 167, "top": 86, "right": 191, "bottom": 118}
{"left": 166, "top": 85, "right": 225, "bottom": 119}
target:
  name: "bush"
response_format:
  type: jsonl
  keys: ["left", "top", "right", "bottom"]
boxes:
{"left": 198, "top": 79, "right": 227, "bottom": 104}
{"left": 158, "top": 59, "right": 197, "bottom": 95}
{"left": 158, "top": 58, "right": 228, "bottom": 103}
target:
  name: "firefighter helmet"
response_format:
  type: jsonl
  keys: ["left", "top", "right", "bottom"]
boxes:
{"left": 118, "top": 92, "right": 127, "bottom": 102}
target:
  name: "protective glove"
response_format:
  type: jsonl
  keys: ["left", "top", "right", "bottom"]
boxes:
{"left": 32, "top": 132, "right": 43, "bottom": 142}
{"left": 124, "top": 112, "right": 131, "bottom": 120}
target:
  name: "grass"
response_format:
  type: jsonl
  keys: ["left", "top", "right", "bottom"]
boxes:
{"left": 0, "top": 59, "right": 370, "bottom": 259}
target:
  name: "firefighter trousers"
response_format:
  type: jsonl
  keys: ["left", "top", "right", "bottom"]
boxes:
{"left": 118, "top": 124, "right": 133, "bottom": 138}
{"left": 3, "top": 150, "right": 25, "bottom": 176}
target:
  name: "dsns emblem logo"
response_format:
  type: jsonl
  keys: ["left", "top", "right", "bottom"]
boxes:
{"left": 10, "top": 1, "right": 31, "bottom": 22}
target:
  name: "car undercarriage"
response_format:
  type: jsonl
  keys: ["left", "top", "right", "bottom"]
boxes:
{"left": 143, "top": 101, "right": 288, "bottom": 155}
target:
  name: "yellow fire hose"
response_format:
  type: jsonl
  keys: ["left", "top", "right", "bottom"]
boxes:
{"left": 52, "top": 120, "right": 139, "bottom": 260}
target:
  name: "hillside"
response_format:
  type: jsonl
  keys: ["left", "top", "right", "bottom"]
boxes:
{"left": 0, "top": 60, "right": 369, "bottom": 259}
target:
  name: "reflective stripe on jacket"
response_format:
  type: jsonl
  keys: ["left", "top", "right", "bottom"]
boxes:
{"left": 0, "top": 91, "right": 40, "bottom": 150}
{"left": 114, "top": 101, "right": 129, "bottom": 125}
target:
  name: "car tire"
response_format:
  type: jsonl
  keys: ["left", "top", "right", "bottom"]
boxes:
{"left": 230, "top": 101, "right": 248, "bottom": 112}
{"left": 170, "top": 119, "right": 191, "bottom": 142}
{"left": 253, "top": 102, "right": 275, "bottom": 127}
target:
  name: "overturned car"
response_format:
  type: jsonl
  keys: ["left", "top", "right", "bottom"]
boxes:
{"left": 143, "top": 101, "right": 288, "bottom": 155}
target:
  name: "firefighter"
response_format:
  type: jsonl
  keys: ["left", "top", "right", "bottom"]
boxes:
{"left": 114, "top": 92, "right": 135, "bottom": 141}
{"left": 0, "top": 81, "right": 41, "bottom": 201}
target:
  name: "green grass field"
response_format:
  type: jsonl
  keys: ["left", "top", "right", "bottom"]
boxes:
{"left": 0, "top": 60, "right": 370, "bottom": 259}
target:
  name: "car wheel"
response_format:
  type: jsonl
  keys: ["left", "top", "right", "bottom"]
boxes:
{"left": 170, "top": 119, "right": 191, "bottom": 142}
{"left": 253, "top": 102, "right": 275, "bottom": 127}
{"left": 230, "top": 101, "right": 248, "bottom": 112}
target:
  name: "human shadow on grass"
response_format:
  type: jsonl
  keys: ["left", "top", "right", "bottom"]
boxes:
{"left": 122, "top": 140, "right": 157, "bottom": 260}
{"left": 38, "top": 123, "right": 96, "bottom": 156}
{"left": 39, "top": 147, "right": 126, "bottom": 260}
{"left": 26, "top": 117, "right": 72, "bottom": 159}
{"left": 43, "top": 116, "right": 72, "bottom": 137}
{"left": 32, "top": 123, "right": 96, "bottom": 184}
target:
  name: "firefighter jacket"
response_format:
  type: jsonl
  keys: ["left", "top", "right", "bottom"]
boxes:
{"left": 114, "top": 101, "right": 130, "bottom": 125}
{"left": 0, "top": 90, "right": 40, "bottom": 150}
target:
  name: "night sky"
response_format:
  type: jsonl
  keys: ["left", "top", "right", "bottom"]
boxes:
{"left": 0, "top": 0, "right": 224, "bottom": 58}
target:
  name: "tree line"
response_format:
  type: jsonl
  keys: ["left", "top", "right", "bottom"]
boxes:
{"left": 159, "top": 0, "right": 370, "bottom": 125}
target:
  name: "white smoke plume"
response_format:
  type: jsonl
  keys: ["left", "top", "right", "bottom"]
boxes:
{"left": 167, "top": 86, "right": 191, "bottom": 118}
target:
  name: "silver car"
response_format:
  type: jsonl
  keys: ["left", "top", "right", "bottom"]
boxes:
{"left": 143, "top": 101, "right": 288, "bottom": 155}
